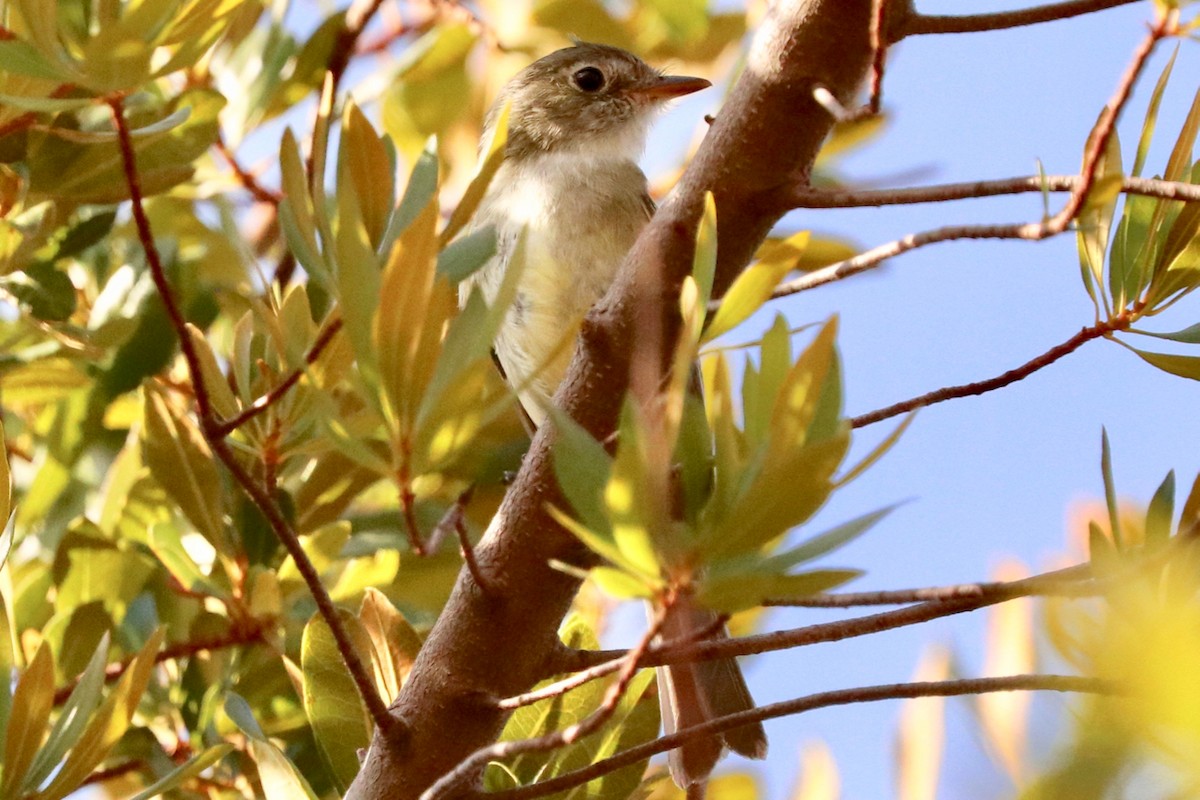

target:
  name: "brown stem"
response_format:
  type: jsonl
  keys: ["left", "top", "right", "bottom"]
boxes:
{"left": 766, "top": 563, "right": 1094, "bottom": 607}
{"left": 213, "top": 316, "right": 344, "bottom": 436}
{"left": 904, "top": 0, "right": 1141, "bottom": 36}
{"left": 488, "top": 675, "right": 1115, "bottom": 800}
{"left": 54, "top": 625, "right": 269, "bottom": 705}
{"left": 215, "top": 133, "right": 283, "bottom": 205}
{"left": 848, "top": 315, "right": 1130, "bottom": 428}
{"left": 108, "top": 96, "right": 398, "bottom": 741}
{"left": 789, "top": 174, "right": 1200, "bottom": 208}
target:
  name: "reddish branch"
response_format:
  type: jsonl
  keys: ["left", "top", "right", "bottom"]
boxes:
{"left": 849, "top": 313, "right": 1133, "bottom": 428}
{"left": 108, "top": 96, "right": 397, "bottom": 740}
{"left": 213, "top": 316, "right": 344, "bottom": 436}
{"left": 903, "top": 0, "right": 1141, "bottom": 36}
{"left": 488, "top": 675, "right": 1114, "bottom": 800}
{"left": 215, "top": 133, "right": 282, "bottom": 205}
{"left": 54, "top": 625, "right": 269, "bottom": 705}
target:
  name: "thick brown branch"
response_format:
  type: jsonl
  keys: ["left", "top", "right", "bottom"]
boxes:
{"left": 346, "top": 4, "right": 880, "bottom": 798}
{"left": 789, "top": 174, "right": 1200, "bottom": 208}
{"left": 848, "top": 314, "right": 1131, "bottom": 428}
{"left": 488, "top": 675, "right": 1114, "bottom": 800}
{"left": 904, "top": 0, "right": 1140, "bottom": 36}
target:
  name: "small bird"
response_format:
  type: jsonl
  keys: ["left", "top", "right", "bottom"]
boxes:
{"left": 460, "top": 42, "right": 767, "bottom": 787}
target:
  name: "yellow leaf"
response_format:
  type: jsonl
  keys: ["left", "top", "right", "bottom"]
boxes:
{"left": 792, "top": 741, "right": 840, "bottom": 800}
{"left": 1, "top": 643, "right": 54, "bottom": 799}
{"left": 980, "top": 560, "right": 1033, "bottom": 783}
{"left": 440, "top": 101, "right": 509, "bottom": 246}
{"left": 897, "top": 645, "right": 950, "bottom": 800}
{"left": 705, "top": 232, "right": 809, "bottom": 343}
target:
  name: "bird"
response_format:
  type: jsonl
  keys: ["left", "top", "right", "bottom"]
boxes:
{"left": 459, "top": 42, "right": 768, "bottom": 787}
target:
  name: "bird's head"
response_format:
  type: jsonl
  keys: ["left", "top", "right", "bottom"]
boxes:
{"left": 490, "top": 42, "right": 711, "bottom": 163}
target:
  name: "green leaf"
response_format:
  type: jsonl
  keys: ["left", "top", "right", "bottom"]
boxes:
{"left": 439, "top": 100, "right": 509, "bottom": 246}
{"left": 1100, "top": 429, "right": 1122, "bottom": 548}
{"left": 23, "top": 632, "right": 112, "bottom": 792}
{"left": 1076, "top": 120, "right": 1122, "bottom": 308}
{"left": 341, "top": 101, "right": 396, "bottom": 249}
{"left": 1133, "top": 48, "right": 1177, "bottom": 177}
{"left": 765, "top": 504, "right": 901, "bottom": 571}
{"left": 550, "top": 409, "right": 614, "bottom": 536}
{"left": 1126, "top": 345, "right": 1200, "bottom": 381}
{"left": 692, "top": 191, "right": 718, "bottom": 310}
{"left": 388, "top": 140, "right": 439, "bottom": 252}
{"left": 301, "top": 610, "right": 372, "bottom": 791}
{"left": 241, "top": 725, "right": 322, "bottom": 799}
{"left": 58, "top": 548, "right": 156, "bottom": 617}
{"left": 704, "top": 233, "right": 808, "bottom": 343}
{"left": 590, "top": 566, "right": 656, "bottom": 599}
{"left": 0, "top": 262, "right": 77, "bottom": 321}
{"left": 140, "top": 383, "right": 229, "bottom": 552}
{"left": 1, "top": 643, "right": 55, "bottom": 799}
{"left": 0, "top": 591, "right": 13, "bottom": 756}
{"left": 0, "top": 39, "right": 71, "bottom": 80}
{"left": 1129, "top": 321, "right": 1200, "bottom": 344}
{"left": 437, "top": 224, "right": 497, "bottom": 282}
{"left": 126, "top": 743, "right": 235, "bottom": 800}
{"left": 1145, "top": 470, "right": 1175, "bottom": 547}
{"left": 699, "top": 569, "right": 861, "bottom": 614}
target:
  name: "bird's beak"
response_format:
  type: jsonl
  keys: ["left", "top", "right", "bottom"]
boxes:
{"left": 631, "top": 74, "right": 712, "bottom": 101}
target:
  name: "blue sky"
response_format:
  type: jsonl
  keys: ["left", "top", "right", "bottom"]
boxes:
{"left": 695, "top": 2, "right": 1200, "bottom": 796}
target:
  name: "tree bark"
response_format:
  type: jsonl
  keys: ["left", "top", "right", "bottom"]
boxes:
{"left": 346, "top": 2, "right": 877, "bottom": 798}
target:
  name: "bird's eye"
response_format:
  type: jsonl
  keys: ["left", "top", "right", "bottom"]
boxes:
{"left": 572, "top": 66, "right": 606, "bottom": 93}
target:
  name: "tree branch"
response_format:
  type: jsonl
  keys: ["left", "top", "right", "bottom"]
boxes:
{"left": 486, "top": 675, "right": 1115, "bottom": 800}
{"left": 770, "top": 10, "right": 1172, "bottom": 300}
{"left": 789, "top": 174, "right": 1200, "bottom": 208}
{"left": 903, "top": 0, "right": 1140, "bottom": 36}
{"left": 848, "top": 313, "right": 1133, "bottom": 428}
{"left": 346, "top": 3, "right": 880, "bottom": 798}
{"left": 765, "top": 562, "right": 1094, "bottom": 607}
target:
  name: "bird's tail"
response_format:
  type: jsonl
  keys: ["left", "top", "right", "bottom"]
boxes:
{"left": 651, "top": 596, "right": 768, "bottom": 787}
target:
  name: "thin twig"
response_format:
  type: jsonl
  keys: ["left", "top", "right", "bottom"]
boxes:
{"left": 561, "top": 563, "right": 1098, "bottom": 682}
{"left": 215, "top": 133, "right": 283, "bottom": 205}
{"left": 502, "top": 612, "right": 727, "bottom": 712}
{"left": 766, "top": 563, "right": 1094, "bottom": 607}
{"left": 772, "top": 13, "right": 1172, "bottom": 301}
{"left": 213, "top": 316, "right": 344, "bottom": 436}
{"left": 53, "top": 624, "right": 270, "bottom": 706}
{"left": 904, "top": 0, "right": 1140, "bottom": 36}
{"left": 848, "top": 314, "right": 1132, "bottom": 428}
{"left": 420, "top": 602, "right": 672, "bottom": 800}
{"left": 488, "top": 675, "right": 1115, "bottom": 800}
{"left": 109, "top": 96, "right": 398, "bottom": 742}
{"left": 789, "top": 174, "right": 1200, "bottom": 208}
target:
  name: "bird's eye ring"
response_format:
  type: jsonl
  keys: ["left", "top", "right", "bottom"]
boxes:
{"left": 572, "top": 66, "right": 606, "bottom": 93}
